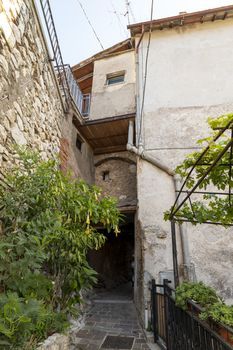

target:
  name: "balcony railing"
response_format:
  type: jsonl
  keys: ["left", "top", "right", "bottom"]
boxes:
{"left": 63, "top": 64, "right": 84, "bottom": 115}
{"left": 54, "top": 65, "right": 91, "bottom": 118}
{"left": 39, "top": 0, "right": 90, "bottom": 118}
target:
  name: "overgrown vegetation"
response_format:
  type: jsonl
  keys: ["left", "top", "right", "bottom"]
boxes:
{"left": 0, "top": 148, "right": 121, "bottom": 348}
{"left": 175, "top": 282, "right": 221, "bottom": 310}
{"left": 176, "top": 282, "right": 233, "bottom": 328}
{"left": 165, "top": 113, "right": 233, "bottom": 332}
{"left": 164, "top": 113, "right": 233, "bottom": 225}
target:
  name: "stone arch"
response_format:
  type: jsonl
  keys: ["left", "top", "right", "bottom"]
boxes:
{"left": 95, "top": 156, "right": 136, "bottom": 167}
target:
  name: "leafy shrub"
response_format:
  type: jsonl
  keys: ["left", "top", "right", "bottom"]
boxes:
{"left": 200, "top": 302, "right": 233, "bottom": 326}
{"left": 0, "top": 293, "right": 68, "bottom": 349}
{"left": 176, "top": 282, "right": 233, "bottom": 329}
{"left": 0, "top": 148, "right": 121, "bottom": 348}
{"left": 175, "top": 282, "right": 221, "bottom": 310}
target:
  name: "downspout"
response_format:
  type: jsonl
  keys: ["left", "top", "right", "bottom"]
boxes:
{"left": 173, "top": 176, "right": 192, "bottom": 281}
{"left": 127, "top": 120, "right": 174, "bottom": 176}
{"left": 127, "top": 120, "right": 191, "bottom": 282}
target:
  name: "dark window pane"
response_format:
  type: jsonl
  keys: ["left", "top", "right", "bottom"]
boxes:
{"left": 107, "top": 74, "right": 124, "bottom": 85}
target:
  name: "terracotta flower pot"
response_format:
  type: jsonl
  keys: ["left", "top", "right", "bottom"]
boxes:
{"left": 218, "top": 326, "right": 233, "bottom": 346}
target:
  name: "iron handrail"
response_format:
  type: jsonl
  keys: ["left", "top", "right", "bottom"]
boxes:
{"left": 151, "top": 280, "right": 233, "bottom": 349}
{"left": 39, "top": 0, "right": 69, "bottom": 111}
{"left": 39, "top": 0, "right": 90, "bottom": 118}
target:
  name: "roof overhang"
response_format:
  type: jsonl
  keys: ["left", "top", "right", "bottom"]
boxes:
{"left": 77, "top": 113, "right": 135, "bottom": 155}
{"left": 128, "top": 5, "right": 233, "bottom": 36}
{"left": 72, "top": 39, "right": 133, "bottom": 94}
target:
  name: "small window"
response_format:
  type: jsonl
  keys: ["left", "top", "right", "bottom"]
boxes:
{"left": 76, "top": 135, "right": 83, "bottom": 152}
{"left": 106, "top": 71, "right": 125, "bottom": 85}
{"left": 102, "top": 171, "right": 110, "bottom": 181}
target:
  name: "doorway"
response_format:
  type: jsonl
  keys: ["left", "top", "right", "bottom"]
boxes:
{"left": 87, "top": 212, "right": 135, "bottom": 299}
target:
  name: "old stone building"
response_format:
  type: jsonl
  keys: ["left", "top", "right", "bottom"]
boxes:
{"left": 0, "top": 0, "right": 93, "bottom": 182}
{"left": 72, "top": 4, "right": 233, "bottom": 323}
{"left": 1, "top": 0, "right": 233, "bottom": 332}
{"left": 128, "top": 5, "right": 233, "bottom": 317}
{"left": 73, "top": 41, "right": 137, "bottom": 290}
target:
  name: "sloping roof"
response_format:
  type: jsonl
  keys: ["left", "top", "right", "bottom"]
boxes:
{"left": 128, "top": 5, "right": 233, "bottom": 36}
{"left": 72, "top": 39, "right": 133, "bottom": 94}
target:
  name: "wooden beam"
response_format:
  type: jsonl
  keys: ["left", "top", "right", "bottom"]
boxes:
{"left": 77, "top": 72, "right": 93, "bottom": 83}
{"left": 94, "top": 145, "right": 127, "bottom": 155}
{"left": 79, "top": 113, "right": 135, "bottom": 127}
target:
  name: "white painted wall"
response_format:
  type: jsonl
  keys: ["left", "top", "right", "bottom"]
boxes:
{"left": 136, "top": 18, "right": 233, "bottom": 306}
{"left": 90, "top": 50, "right": 136, "bottom": 119}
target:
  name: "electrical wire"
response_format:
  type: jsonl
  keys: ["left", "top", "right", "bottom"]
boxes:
{"left": 125, "top": 0, "right": 131, "bottom": 25}
{"left": 124, "top": 1, "right": 136, "bottom": 25}
{"left": 138, "top": 0, "right": 154, "bottom": 145}
{"left": 76, "top": 0, "right": 104, "bottom": 50}
{"left": 110, "top": 1, "right": 128, "bottom": 38}
{"left": 128, "top": 1, "right": 136, "bottom": 23}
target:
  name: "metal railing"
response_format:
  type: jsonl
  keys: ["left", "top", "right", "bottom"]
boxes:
{"left": 40, "top": 0, "right": 69, "bottom": 111}
{"left": 62, "top": 64, "right": 83, "bottom": 113}
{"left": 150, "top": 280, "right": 233, "bottom": 350}
{"left": 39, "top": 0, "right": 90, "bottom": 117}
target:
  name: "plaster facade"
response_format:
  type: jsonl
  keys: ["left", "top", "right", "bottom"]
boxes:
{"left": 89, "top": 50, "right": 136, "bottom": 119}
{"left": 61, "top": 115, "right": 94, "bottom": 182}
{"left": 136, "top": 18, "right": 233, "bottom": 309}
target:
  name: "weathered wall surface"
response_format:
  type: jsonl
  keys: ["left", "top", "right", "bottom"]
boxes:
{"left": 61, "top": 115, "right": 94, "bottom": 183}
{"left": 90, "top": 50, "right": 136, "bottom": 119}
{"left": 136, "top": 19, "right": 233, "bottom": 308}
{"left": 0, "top": 0, "right": 64, "bottom": 166}
{"left": 0, "top": 0, "right": 94, "bottom": 183}
{"left": 94, "top": 151, "right": 137, "bottom": 207}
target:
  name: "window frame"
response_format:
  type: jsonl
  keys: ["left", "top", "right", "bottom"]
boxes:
{"left": 106, "top": 71, "right": 125, "bottom": 86}
{"left": 76, "top": 134, "right": 83, "bottom": 152}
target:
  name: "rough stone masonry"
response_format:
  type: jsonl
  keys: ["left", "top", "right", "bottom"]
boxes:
{"left": 0, "top": 0, "right": 64, "bottom": 168}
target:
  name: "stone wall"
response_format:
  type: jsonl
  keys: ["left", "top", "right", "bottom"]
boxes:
{"left": 37, "top": 316, "right": 85, "bottom": 350}
{"left": 94, "top": 151, "right": 137, "bottom": 208}
{"left": 0, "top": 0, "right": 95, "bottom": 183}
{"left": 0, "top": 0, "right": 65, "bottom": 167}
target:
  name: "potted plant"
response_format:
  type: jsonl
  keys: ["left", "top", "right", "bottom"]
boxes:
{"left": 200, "top": 302, "right": 233, "bottom": 345}
{"left": 175, "top": 282, "right": 221, "bottom": 312}
{"left": 176, "top": 282, "right": 233, "bottom": 346}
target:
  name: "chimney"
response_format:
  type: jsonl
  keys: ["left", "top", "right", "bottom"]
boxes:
{"left": 179, "top": 11, "right": 187, "bottom": 15}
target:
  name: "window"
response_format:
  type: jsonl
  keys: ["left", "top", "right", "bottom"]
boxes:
{"left": 76, "top": 134, "right": 83, "bottom": 152}
{"left": 106, "top": 71, "right": 125, "bottom": 86}
{"left": 102, "top": 171, "right": 110, "bottom": 181}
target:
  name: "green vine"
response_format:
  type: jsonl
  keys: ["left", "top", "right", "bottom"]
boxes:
{"left": 164, "top": 113, "right": 233, "bottom": 226}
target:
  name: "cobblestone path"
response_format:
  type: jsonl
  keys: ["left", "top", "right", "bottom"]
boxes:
{"left": 71, "top": 300, "right": 150, "bottom": 350}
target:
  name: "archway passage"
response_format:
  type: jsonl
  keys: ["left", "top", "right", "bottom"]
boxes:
{"left": 88, "top": 213, "right": 135, "bottom": 299}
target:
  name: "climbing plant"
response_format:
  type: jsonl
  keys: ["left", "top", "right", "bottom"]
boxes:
{"left": 164, "top": 113, "right": 233, "bottom": 226}
{"left": 0, "top": 148, "right": 121, "bottom": 348}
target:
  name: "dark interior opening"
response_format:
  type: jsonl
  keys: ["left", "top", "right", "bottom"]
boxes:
{"left": 87, "top": 213, "right": 135, "bottom": 296}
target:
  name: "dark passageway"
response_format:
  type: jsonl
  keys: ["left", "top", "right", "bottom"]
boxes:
{"left": 88, "top": 213, "right": 135, "bottom": 298}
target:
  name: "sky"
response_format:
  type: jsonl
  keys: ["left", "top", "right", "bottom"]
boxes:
{"left": 41, "top": 0, "right": 233, "bottom": 66}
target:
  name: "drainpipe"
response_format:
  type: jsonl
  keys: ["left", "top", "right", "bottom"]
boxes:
{"left": 127, "top": 121, "right": 191, "bottom": 282}
{"left": 127, "top": 120, "right": 174, "bottom": 176}
{"left": 173, "top": 176, "right": 191, "bottom": 281}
